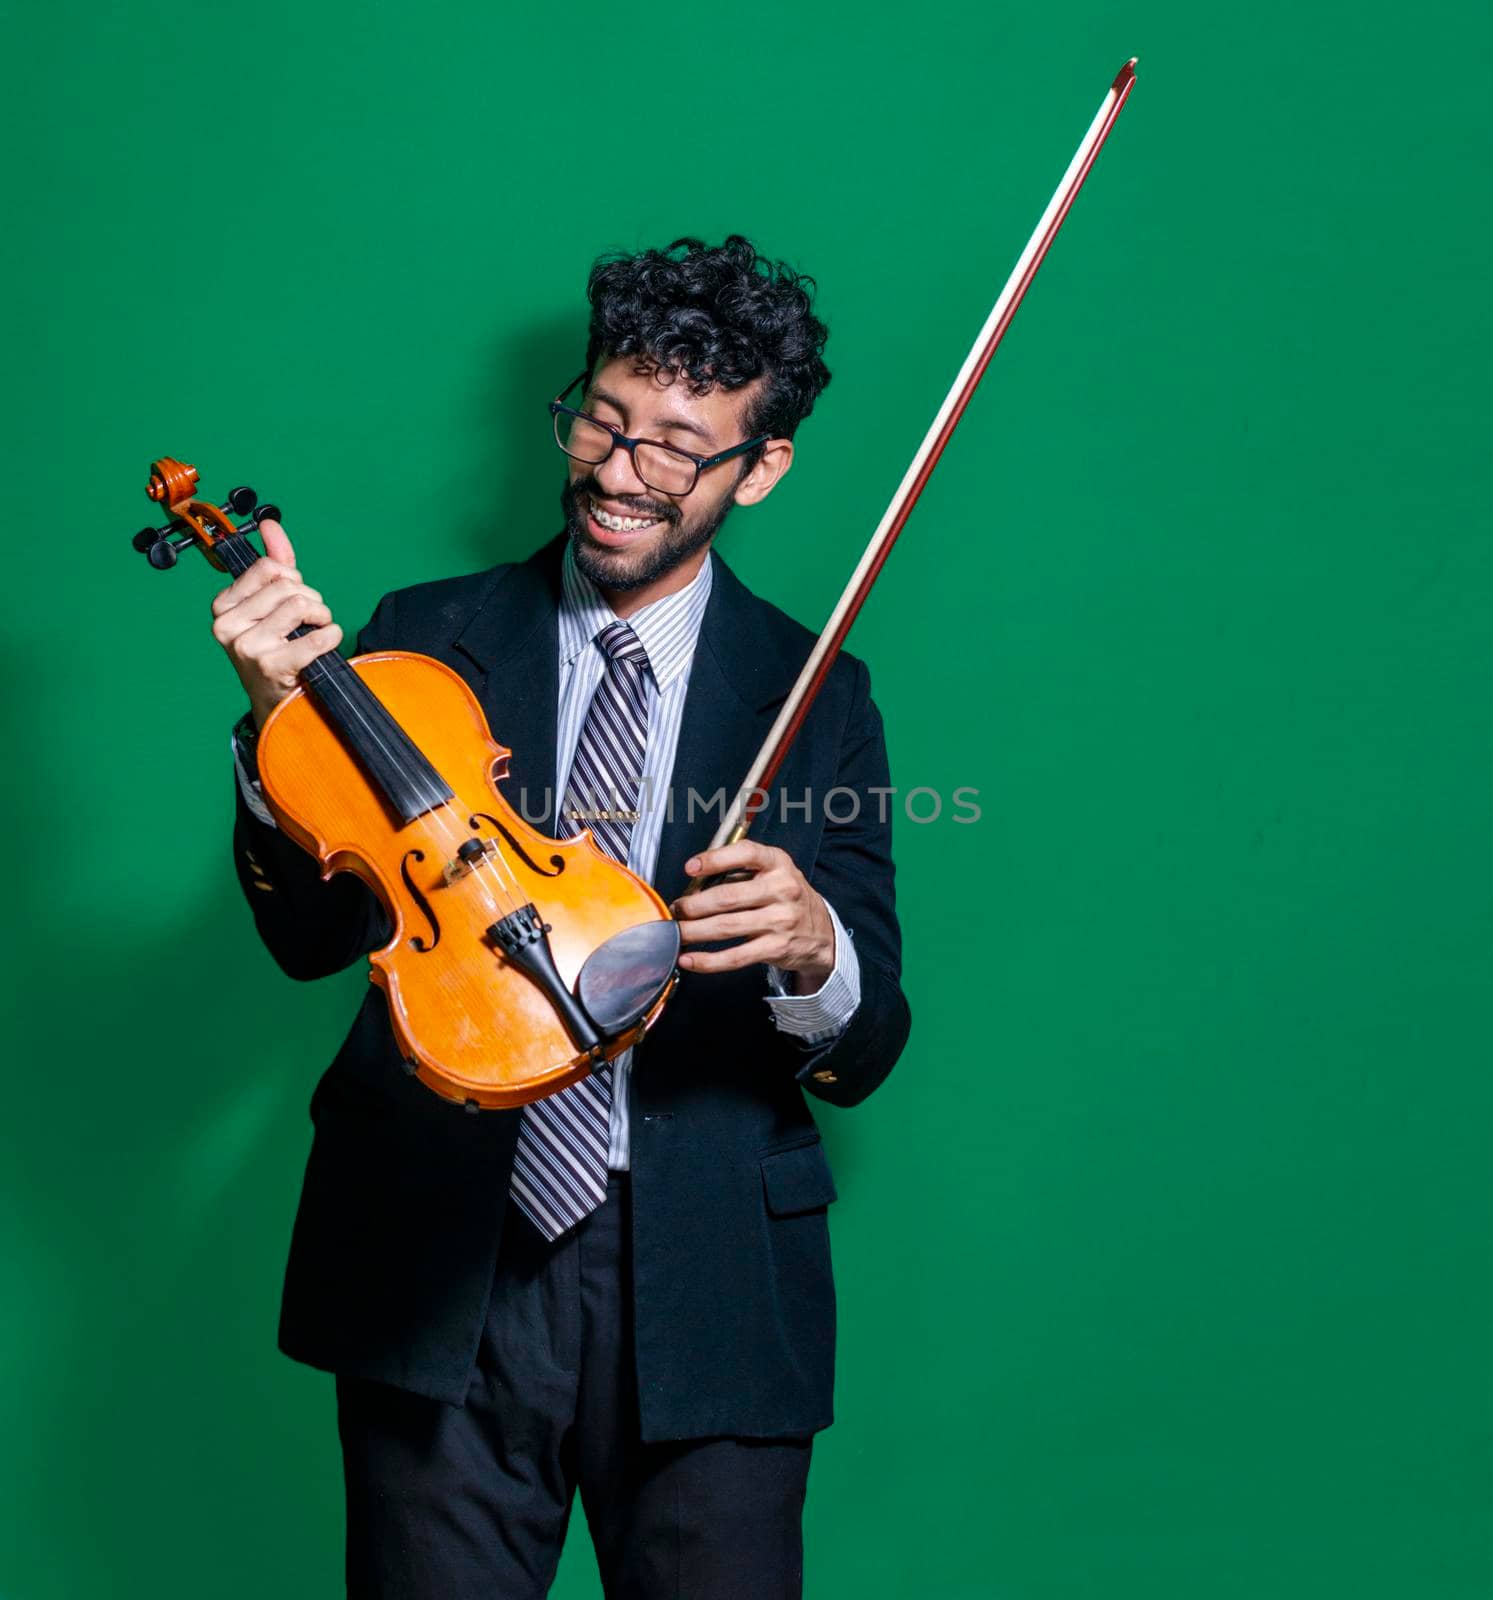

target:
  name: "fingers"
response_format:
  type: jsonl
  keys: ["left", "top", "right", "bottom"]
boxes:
{"left": 232, "top": 594, "right": 335, "bottom": 656}
{"left": 202, "top": 517, "right": 339, "bottom": 723}
{"left": 673, "top": 843, "right": 795, "bottom": 921}
{"left": 275, "top": 622, "right": 345, "bottom": 677}
{"left": 678, "top": 935, "right": 781, "bottom": 975}
{"left": 211, "top": 557, "right": 303, "bottom": 617}
{"left": 672, "top": 874, "right": 778, "bottom": 920}
{"left": 210, "top": 518, "right": 303, "bottom": 620}
{"left": 212, "top": 577, "right": 327, "bottom": 647}
{"left": 258, "top": 517, "right": 296, "bottom": 568}
{"left": 670, "top": 841, "right": 832, "bottom": 977}
{"left": 207, "top": 534, "right": 340, "bottom": 718}
{"left": 243, "top": 622, "right": 345, "bottom": 698}
{"left": 677, "top": 903, "right": 794, "bottom": 948}
{"left": 684, "top": 841, "right": 781, "bottom": 880}
{"left": 673, "top": 845, "right": 804, "bottom": 972}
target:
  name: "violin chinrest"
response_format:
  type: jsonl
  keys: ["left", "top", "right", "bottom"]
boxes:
{"left": 576, "top": 920, "right": 681, "bottom": 1040}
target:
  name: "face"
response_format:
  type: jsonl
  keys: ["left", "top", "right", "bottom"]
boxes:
{"left": 560, "top": 356, "right": 793, "bottom": 593}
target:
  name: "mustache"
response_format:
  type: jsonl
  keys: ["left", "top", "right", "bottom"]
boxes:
{"left": 567, "top": 477, "right": 678, "bottom": 524}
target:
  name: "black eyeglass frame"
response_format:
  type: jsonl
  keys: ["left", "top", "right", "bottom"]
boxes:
{"left": 549, "top": 372, "right": 771, "bottom": 497}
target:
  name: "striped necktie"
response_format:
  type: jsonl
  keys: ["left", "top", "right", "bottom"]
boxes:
{"left": 508, "top": 618, "right": 651, "bottom": 1240}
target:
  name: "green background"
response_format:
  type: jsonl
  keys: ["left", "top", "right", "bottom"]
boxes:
{"left": 5, "top": 0, "right": 1490, "bottom": 1594}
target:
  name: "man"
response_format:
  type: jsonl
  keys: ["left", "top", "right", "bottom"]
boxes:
{"left": 216, "top": 235, "right": 911, "bottom": 1598}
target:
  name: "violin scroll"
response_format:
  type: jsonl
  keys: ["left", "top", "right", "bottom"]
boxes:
{"left": 131, "top": 455, "right": 281, "bottom": 572}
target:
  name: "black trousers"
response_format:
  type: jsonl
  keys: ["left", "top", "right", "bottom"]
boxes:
{"left": 336, "top": 1175, "right": 814, "bottom": 1598}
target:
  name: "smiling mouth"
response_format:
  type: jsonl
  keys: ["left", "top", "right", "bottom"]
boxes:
{"left": 586, "top": 494, "right": 663, "bottom": 534}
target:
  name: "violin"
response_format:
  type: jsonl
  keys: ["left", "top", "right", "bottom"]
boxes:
{"left": 133, "top": 457, "right": 680, "bottom": 1110}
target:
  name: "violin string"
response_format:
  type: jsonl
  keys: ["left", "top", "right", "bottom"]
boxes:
{"left": 316, "top": 656, "right": 544, "bottom": 928}
{"left": 332, "top": 670, "right": 557, "bottom": 930}
{"left": 312, "top": 669, "right": 524, "bottom": 918}
{"left": 307, "top": 658, "right": 567, "bottom": 933}
{"left": 302, "top": 661, "right": 526, "bottom": 922}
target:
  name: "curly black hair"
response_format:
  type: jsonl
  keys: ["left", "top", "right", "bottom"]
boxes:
{"left": 584, "top": 235, "right": 832, "bottom": 446}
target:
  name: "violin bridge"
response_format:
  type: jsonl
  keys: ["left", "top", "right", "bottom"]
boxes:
{"left": 443, "top": 836, "right": 501, "bottom": 884}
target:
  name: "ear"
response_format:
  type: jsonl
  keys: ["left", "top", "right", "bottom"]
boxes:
{"left": 731, "top": 439, "right": 795, "bottom": 508}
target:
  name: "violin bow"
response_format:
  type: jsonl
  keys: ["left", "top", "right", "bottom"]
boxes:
{"left": 687, "top": 57, "right": 1139, "bottom": 891}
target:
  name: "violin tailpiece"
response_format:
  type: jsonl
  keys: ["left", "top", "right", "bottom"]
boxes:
{"left": 487, "top": 906, "right": 604, "bottom": 1056}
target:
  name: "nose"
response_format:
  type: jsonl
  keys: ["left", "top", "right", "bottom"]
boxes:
{"left": 593, "top": 441, "right": 649, "bottom": 500}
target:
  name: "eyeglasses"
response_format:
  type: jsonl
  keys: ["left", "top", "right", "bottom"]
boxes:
{"left": 549, "top": 372, "right": 770, "bottom": 497}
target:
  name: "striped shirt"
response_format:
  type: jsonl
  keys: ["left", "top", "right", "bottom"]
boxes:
{"left": 555, "top": 544, "right": 859, "bottom": 1169}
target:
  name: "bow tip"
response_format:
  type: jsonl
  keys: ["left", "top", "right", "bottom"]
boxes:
{"left": 1113, "top": 57, "right": 1139, "bottom": 90}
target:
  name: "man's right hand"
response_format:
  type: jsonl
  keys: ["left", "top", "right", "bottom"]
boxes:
{"left": 211, "top": 518, "right": 343, "bottom": 729}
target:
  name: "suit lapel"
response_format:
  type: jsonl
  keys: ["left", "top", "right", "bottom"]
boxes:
{"left": 653, "top": 552, "right": 799, "bottom": 902}
{"left": 454, "top": 535, "right": 564, "bottom": 827}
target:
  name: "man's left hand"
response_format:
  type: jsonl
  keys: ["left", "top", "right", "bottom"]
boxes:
{"left": 671, "top": 842, "right": 835, "bottom": 991}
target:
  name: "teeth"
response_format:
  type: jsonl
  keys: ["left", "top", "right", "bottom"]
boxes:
{"left": 590, "top": 497, "right": 658, "bottom": 534}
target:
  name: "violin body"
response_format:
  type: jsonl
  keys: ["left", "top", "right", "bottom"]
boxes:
{"left": 257, "top": 649, "right": 675, "bottom": 1108}
{"left": 132, "top": 458, "right": 681, "bottom": 1110}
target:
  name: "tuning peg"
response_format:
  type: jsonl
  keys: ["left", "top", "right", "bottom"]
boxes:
{"left": 255, "top": 502, "right": 282, "bottom": 527}
{"left": 133, "top": 525, "right": 165, "bottom": 553}
{"left": 146, "top": 538, "right": 180, "bottom": 570}
{"left": 224, "top": 485, "right": 257, "bottom": 516}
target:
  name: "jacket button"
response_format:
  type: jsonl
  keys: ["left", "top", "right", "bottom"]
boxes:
{"left": 812, "top": 1070, "right": 838, "bottom": 1084}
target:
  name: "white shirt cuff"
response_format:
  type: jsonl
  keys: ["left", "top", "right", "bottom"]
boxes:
{"left": 763, "top": 897, "right": 861, "bottom": 1045}
{"left": 232, "top": 729, "right": 278, "bottom": 828}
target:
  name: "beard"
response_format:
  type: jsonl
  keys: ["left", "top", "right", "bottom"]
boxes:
{"left": 561, "top": 473, "right": 739, "bottom": 592}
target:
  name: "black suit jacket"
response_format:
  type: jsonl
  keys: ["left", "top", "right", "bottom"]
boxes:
{"left": 232, "top": 534, "right": 911, "bottom": 1441}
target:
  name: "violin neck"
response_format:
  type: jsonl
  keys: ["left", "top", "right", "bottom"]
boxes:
{"left": 215, "top": 532, "right": 454, "bottom": 825}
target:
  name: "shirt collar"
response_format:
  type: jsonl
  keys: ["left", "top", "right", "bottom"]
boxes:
{"left": 559, "top": 540, "right": 713, "bottom": 692}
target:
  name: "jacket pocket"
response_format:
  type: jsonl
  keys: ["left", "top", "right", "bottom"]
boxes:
{"left": 760, "top": 1140, "right": 839, "bottom": 1218}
